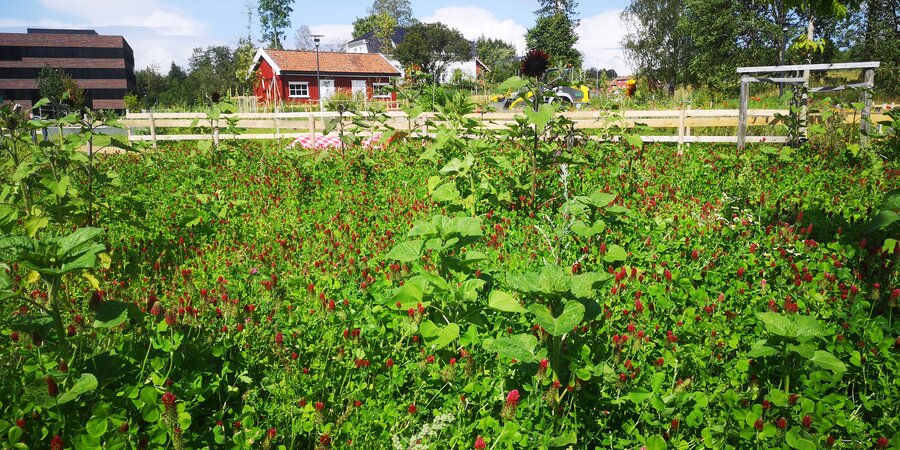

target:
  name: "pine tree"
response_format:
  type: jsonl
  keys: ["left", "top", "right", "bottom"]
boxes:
{"left": 526, "top": 0, "right": 581, "bottom": 67}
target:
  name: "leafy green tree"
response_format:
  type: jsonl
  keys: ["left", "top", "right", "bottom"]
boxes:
{"left": 535, "top": 0, "right": 580, "bottom": 24}
{"left": 475, "top": 37, "right": 518, "bottom": 83}
{"left": 621, "top": 0, "right": 690, "bottom": 95}
{"left": 526, "top": 12, "right": 581, "bottom": 68}
{"left": 233, "top": 38, "right": 258, "bottom": 95}
{"left": 394, "top": 22, "right": 472, "bottom": 80}
{"left": 258, "top": 0, "right": 294, "bottom": 49}
{"left": 681, "top": 0, "right": 782, "bottom": 91}
{"left": 351, "top": 12, "right": 399, "bottom": 54}
{"left": 352, "top": 15, "right": 379, "bottom": 39}
{"left": 160, "top": 62, "right": 189, "bottom": 106}
{"left": 37, "top": 67, "right": 85, "bottom": 113}
{"left": 186, "top": 46, "right": 239, "bottom": 103}
{"left": 850, "top": 0, "right": 899, "bottom": 95}
{"left": 37, "top": 67, "right": 66, "bottom": 105}
{"left": 368, "top": 0, "right": 415, "bottom": 27}
{"left": 135, "top": 65, "right": 167, "bottom": 109}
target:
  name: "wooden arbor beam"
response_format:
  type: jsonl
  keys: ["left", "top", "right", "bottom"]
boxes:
{"left": 736, "top": 62, "right": 880, "bottom": 149}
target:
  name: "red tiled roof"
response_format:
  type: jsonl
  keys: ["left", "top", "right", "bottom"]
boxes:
{"left": 263, "top": 49, "right": 400, "bottom": 76}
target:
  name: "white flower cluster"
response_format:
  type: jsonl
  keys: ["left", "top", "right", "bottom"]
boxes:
{"left": 392, "top": 413, "right": 457, "bottom": 450}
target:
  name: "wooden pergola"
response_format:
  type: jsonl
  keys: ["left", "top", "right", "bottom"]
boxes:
{"left": 736, "top": 61, "right": 880, "bottom": 148}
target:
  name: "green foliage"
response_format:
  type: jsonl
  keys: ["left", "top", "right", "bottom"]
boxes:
{"left": 864, "top": 189, "right": 900, "bottom": 232}
{"left": 37, "top": 67, "right": 86, "bottom": 114}
{"left": 367, "top": 0, "right": 415, "bottom": 27}
{"left": 850, "top": 0, "right": 900, "bottom": 96}
{"left": 534, "top": 0, "right": 580, "bottom": 23}
{"left": 37, "top": 67, "right": 66, "bottom": 106}
{"left": 621, "top": 0, "right": 691, "bottom": 95}
{"left": 525, "top": 14, "right": 582, "bottom": 68}
{"left": 258, "top": 0, "right": 295, "bottom": 49}
{"left": 135, "top": 65, "right": 167, "bottom": 109}
{"left": 1, "top": 97, "right": 899, "bottom": 449}
{"left": 123, "top": 92, "right": 141, "bottom": 112}
{"left": 476, "top": 37, "right": 519, "bottom": 83}
{"left": 394, "top": 22, "right": 472, "bottom": 80}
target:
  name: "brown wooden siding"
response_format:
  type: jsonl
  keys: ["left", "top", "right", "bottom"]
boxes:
{"left": 0, "top": 58, "right": 126, "bottom": 68}
{"left": 0, "top": 33, "right": 125, "bottom": 48}
{"left": 0, "top": 79, "right": 128, "bottom": 89}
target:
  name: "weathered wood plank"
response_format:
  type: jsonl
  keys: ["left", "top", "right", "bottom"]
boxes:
{"left": 742, "top": 77, "right": 807, "bottom": 83}
{"left": 737, "top": 80, "right": 749, "bottom": 149}
{"left": 737, "top": 62, "right": 880, "bottom": 73}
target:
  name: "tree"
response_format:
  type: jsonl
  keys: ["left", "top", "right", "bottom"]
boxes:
{"left": 526, "top": 13, "right": 582, "bottom": 68}
{"left": 475, "top": 37, "right": 518, "bottom": 82}
{"left": 352, "top": 15, "right": 379, "bottom": 39}
{"left": 37, "top": 67, "right": 85, "bottom": 113}
{"left": 535, "top": 0, "right": 580, "bottom": 24}
{"left": 258, "top": 0, "right": 294, "bottom": 49}
{"left": 680, "top": 0, "right": 780, "bottom": 91}
{"left": 368, "top": 0, "right": 415, "bottom": 27}
{"left": 37, "top": 67, "right": 66, "bottom": 104}
{"left": 233, "top": 38, "right": 258, "bottom": 95}
{"left": 135, "top": 65, "right": 167, "bottom": 108}
{"left": 186, "top": 46, "right": 239, "bottom": 102}
{"left": 851, "top": 0, "right": 899, "bottom": 95}
{"left": 621, "top": 0, "right": 690, "bottom": 95}
{"left": 394, "top": 22, "right": 472, "bottom": 80}
{"left": 352, "top": 12, "right": 399, "bottom": 54}
{"left": 294, "top": 25, "right": 316, "bottom": 50}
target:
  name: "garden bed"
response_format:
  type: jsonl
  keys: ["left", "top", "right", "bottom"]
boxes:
{"left": 2, "top": 135, "right": 898, "bottom": 449}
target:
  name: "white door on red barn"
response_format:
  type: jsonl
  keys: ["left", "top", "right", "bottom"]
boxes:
{"left": 351, "top": 80, "right": 367, "bottom": 98}
{"left": 319, "top": 79, "right": 335, "bottom": 101}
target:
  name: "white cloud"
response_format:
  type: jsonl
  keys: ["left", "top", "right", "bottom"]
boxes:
{"left": 422, "top": 7, "right": 527, "bottom": 54}
{"left": 39, "top": 0, "right": 207, "bottom": 36}
{"left": 576, "top": 9, "right": 632, "bottom": 76}
{"left": 307, "top": 24, "right": 353, "bottom": 50}
{"left": 120, "top": 32, "right": 228, "bottom": 71}
{"left": 9, "top": 0, "right": 215, "bottom": 69}
{"left": 308, "top": 24, "right": 353, "bottom": 43}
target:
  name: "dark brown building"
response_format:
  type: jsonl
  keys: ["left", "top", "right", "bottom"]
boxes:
{"left": 0, "top": 29, "right": 136, "bottom": 110}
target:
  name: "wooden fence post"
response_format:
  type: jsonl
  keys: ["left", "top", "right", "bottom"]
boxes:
{"left": 126, "top": 113, "right": 133, "bottom": 143}
{"left": 860, "top": 68, "right": 874, "bottom": 148}
{"left": 309, "top": 113, "right": 316, "bottom": 147}
{"left": 677, "top": 105, "right": 686, "bottom": 154}
{"left": 274, "top": 111, "right": 280, "bottom": 139}
{"left": 737, "top": 80, "right": 749, "bottom": 150}
{"left": 685, "top": 104, "right": 692, "bottom": 145}
{"left": 149, "top": 111, "right": 158, "bottom": 150}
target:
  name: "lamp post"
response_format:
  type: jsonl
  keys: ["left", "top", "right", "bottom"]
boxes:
{"left": 312, "top": 35, "right": 323, "bottom": 111}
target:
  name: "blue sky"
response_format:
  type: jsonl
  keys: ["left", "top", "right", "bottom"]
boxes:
{"left": 0, "top": 0, "right": 633, "bottom": 73}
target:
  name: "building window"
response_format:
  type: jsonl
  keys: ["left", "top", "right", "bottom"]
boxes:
{"left": 288, "top": 82, "right": 309, "bottom": 98}
{"left": 0, "top": 46, "right": 22, "bottom": 61}
{"left": 373, "top": 82, "right": 391, "bottom": 99}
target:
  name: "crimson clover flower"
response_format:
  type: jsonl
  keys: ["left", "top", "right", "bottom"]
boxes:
{"left": 506, "top": 389, "right": 520, "bottom": 407}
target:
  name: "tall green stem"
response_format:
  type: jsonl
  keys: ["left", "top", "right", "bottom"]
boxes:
{"left": 45, "top": 277, "right": 69, "bottom": 351}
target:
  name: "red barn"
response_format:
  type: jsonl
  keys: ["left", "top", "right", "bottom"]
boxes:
{"left": 250, "top": 48, "right": 401, "bottom": 106}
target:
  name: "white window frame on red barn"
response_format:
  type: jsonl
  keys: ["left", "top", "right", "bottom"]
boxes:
{"left": 288, "top": 81, "right": 309, "bottom": 98}
{"left": 372, "top": 82, "right": 391, "bottom": 99}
